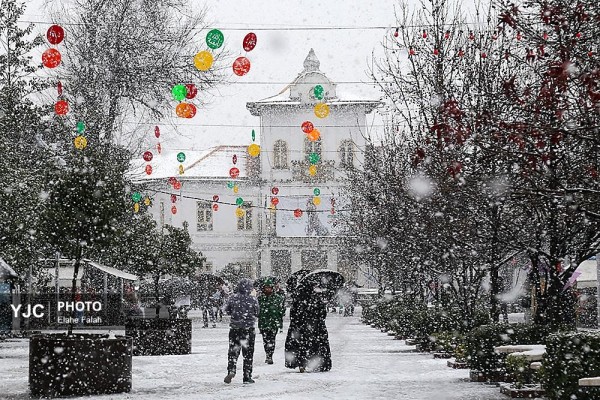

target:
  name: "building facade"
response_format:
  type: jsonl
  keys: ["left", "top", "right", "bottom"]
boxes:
{"left": 139, "top": 49, "right": 379, "bottom": 283}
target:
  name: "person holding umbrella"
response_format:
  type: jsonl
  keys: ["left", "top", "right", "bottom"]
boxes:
{"left": 284, "top": 269, "right": 344, "bottom": 373}
{"left": 257, "top": 277, "right": 285, "bottom": 364}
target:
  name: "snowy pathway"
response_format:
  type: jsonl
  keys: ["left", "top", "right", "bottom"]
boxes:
{"left": 0, "top": 310, "right": 506, "bottom": 399}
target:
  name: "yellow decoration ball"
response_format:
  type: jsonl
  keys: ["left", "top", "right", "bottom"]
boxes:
{"left": 133, "top": 203, "right": 140, "bottom": 213}
{"left": 248, "top": 143, "right": 261, "bottom": 157}
{"left": 233, "top": 185, "right": 239, "bottom": 194}
{"left": 144, "top": 197, "right": 151, "bottom": 206}
{"left": 314, "top": 103, "right": 330, "bottom": 119}
{"left": 308, "top": 165, "right": 317, "bottom": 176}
{"left": 313, "top": 196, "right": 321, "bottom": 206}
{"left": 194, "top": 50, "right": 214, "bottom": 71}
{"left": 74, "top": 135, "right": 87, "bottom": 150}
{"left": 235, "top": 207, "right": 245, "bottom": 218}
{"left": 178, "top": 164, "right": 184, "bottom": 175}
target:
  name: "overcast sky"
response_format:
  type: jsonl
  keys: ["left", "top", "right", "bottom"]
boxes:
{"left": 20, "top": 0, "right": 435, "bottom": 151}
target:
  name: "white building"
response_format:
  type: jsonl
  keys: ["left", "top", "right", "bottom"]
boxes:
{"left": 139, "top": 49, "right": 379, "bottom": 283}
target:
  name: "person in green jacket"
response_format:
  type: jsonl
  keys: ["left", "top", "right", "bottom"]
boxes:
{"left": 258, "top": 278, "right": 285, "bottom": 364}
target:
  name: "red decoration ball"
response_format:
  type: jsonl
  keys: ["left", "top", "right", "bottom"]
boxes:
{"left": 301, "top": 121, "right": 314, "bottom": 134}
{"left": 54, "top": 100, "right": 68, "bottom": 115}
{"left": 185, "top": 83, "right": 198, "bottom": 99}
{"left": 42, "top": 48, "right": 61, "bottom": 68}
{"left": 233, "top": 57, "right": 251, "bottom": 76}
{"left": 271, "top": 187, "right": 279, "bottom": 195}
{"left": 143, "top": 151, "right": 153, "bottom": 162}
{"left": 294, "top": 208, "right": 302, "bottom": 218}
{"left": 47, "top": 25, "right": 65, "bottom": 45}
{"left": 229, "top": 167, "right": 240, "bottom": 179}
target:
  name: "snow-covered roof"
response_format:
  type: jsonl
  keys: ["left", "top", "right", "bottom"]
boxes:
{"left": 130, "top": 145, "right": 250, "bottom": 181}
{"left": 247, "top": 49, "right": 380, "bottom": 116}
{"left": 0, "top": 258, "right": 18, "bottom": 280}
{"left": 575, "top": 258, "right": 598, "bottom": 288}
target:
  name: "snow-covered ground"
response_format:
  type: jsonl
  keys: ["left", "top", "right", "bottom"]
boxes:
{"left": 0, "top": 309, "right": 506, "bottom": 399}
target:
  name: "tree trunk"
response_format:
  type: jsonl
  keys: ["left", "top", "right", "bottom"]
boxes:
{"left": 154, "top": 273, "right": 161, "bottom": 319}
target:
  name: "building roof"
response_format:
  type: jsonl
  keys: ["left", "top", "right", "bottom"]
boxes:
{"left": 0, "top": 258, "right": 18, "bottom": 280}
{"left": 247, "top": 49, "right": 380, "bottom": 116}
{"left": 130, "top": 145, "right": 250, "bottom": 182}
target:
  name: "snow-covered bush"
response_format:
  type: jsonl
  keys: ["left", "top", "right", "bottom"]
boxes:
{"left": 542, "top": 331, "right": 600, "bottom": 400}
{"left": 466, "top": 324, "right": 550, "bottom": 374}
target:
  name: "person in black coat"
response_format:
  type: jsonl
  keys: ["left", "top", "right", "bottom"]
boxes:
{"left": 284, "top": 282, "right": 332, "bottom": 372}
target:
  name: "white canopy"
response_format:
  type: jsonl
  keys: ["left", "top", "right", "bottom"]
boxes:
{"left": 0, "top": 257, "right": 18, "bottom": 280}
{"left": 83, "top": 259, "right": 138, "bottom": 281}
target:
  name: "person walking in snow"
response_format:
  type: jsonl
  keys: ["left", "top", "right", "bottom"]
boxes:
{"left": 258, "top": 278, "right": 285, "bottom": 364}
{"left": 285, "top": 281, "right": 332, "bottom": 373}
{"left": 223, "top": 278, "right": 259, "bottom": 384}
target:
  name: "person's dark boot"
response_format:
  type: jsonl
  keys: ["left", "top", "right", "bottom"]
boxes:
{"left": 224, "top": 373, "right": 235, "bottom": 384}
{"left": 243, "top": 377, "right": 255, "bottom": 384}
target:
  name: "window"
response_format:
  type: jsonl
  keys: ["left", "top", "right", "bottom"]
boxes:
{"left": 237, "top": 202, "right": 253, "bottom": 231}
{"left": 196, "top": 201, "right": 213, "bottom": 231}
{"left": 339, "top": 140, "right": 354, "bottom": 168}
{"left": 159, "top": 201, "right": 165, "bottom": 227}
{"left": 301, "top": 250, "right": 328, "bottom": 271}
{"left": 304, "top": 136, "right": 322, "bottom": 162}
{"left": 273, "top": 140, "right": 288, "bottom": 169}
{"left": 204, "top": 261, "right": 213, "bottom": 273}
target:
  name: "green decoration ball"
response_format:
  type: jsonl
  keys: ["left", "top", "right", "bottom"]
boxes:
{"left": 227, "top": 181, "right": 235, "bottom": 189}
{"left": 236, "top": 197, "right": 244, "bottom": 206}
{"left": 177, "top": 152, "right": 186, "bottom": 162}
{"left": 172, "top": 84, "right": 187, "bottom": 101}
{"left": 132, "top": 192, "right": 142, "bottom": 202}
{"left": 76, "top": 121, "right": 85, "bottom": 133}
{"left": 313, "top": 85, "right": 324, "bottom": 100}
{"left": 252, "top": 129, "right": 256, "bottom": 142}
{"left": 313, "top": 188, "right": 321, "bottom": 196}
{"left": 309, "top": 152, "right": 320, "bottom": 164}
{"left": 206, "top": 29, "right": 224, "bottom": 49}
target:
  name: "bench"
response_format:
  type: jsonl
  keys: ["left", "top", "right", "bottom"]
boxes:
{"left": 494, "top": 344, "right": 546, "bottom": 362}
{"left": 579, "top": 377, "right": 600, "bottom": 387}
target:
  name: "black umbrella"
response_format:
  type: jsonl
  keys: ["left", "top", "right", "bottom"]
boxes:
{"left": 297, "top": 269, "right": 345, "bottom": 301}
{"left": 286, "top": 270, "right": 311, "bottom": 293}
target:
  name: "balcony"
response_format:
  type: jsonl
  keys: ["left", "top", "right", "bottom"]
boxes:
{"left": 290, "top": 159, "right": 335, "bottom": 183}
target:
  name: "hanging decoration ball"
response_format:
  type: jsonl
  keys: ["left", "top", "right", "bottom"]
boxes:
{"left": 313, "top": 85, "right": 324, "bottom": 100}
{"left": 212, "top": 203, "right": 219, "bottom": 211}
{"left": 308, "top": 165, "right": 317, "bottom": 176}
{"left": 229, "top": 167, "right": 240, "bottom": 179}
{"left": 271, "top": 187, "right": 279, "bottom": 195}
{"left": 248, "top": 143, "right": 260, "bottom": 157}
{"left": 54, "top": 100, "right": 69, "bottom": 116}
{"left": 271, "top": 197, "right": 279, "bottom": 206}
{"left": 227, "top": 181, "right": 235, "bottom": 189}
{"left": 307, "top": 129, "right": 320, "bottom": 142}
{"left": 213, "top": 195, "right": 220, "bottom": 202}
{"left": 172, "top": 84, "right": 187, "bottom": 101}
{"left": 175, "top": 103, "right": 196, "bottom": 118}
{"left": 154, "top": 126, "right": 160, "bottom": 138}
{"left": 313, "top": 196, "right": 321, "bottom": 206}
{"left": 186, "top": 103, "right": 197, "bottom": 118}
{"left": 251, "top": 129, "right": 256, "bottom": 141}
{"left": 330, "top": 207, "right": 335, "bottom": 215}
{"left": 76, "top": 121, "right": 85, "bottom": 133}
{"left": 243, "top": 32, "right": 257, "bottom": 52}
{"left": 57, "top": 81, "right": 63, "bottom": 96}
{"left": 233, "top": 57, "right": 251, "bottom": 76}
{"left": 144, "top": 197, "right": 151, "bottom": 206}
{"left": 185, "top": 83, "right": 198, "bottom": 99}
{"left": 171, "top": 194, "right": 178, "bottom": 203}
{"left": 206, "top": 29, "right": 225, "bottom": 49}
{"left": 314, "top": 103, "right": 330, "bottom": 119}
{"left": 143, "top": 151, "right": 153, "bottom": 162}
{"left": 313, "top": 188, "right": 321, "bottom": 196}
{"left": 236, "top": 197, "right": 244, "bottom": 206}
{"left": 178, "top": 164, "right": 184, "bottom": 175}
{"left": 177, "top": 152, "right": 186, "bottom": 163}
{"left": 194, "top": 50, "right": 214, "bottom": 71}
{"left": 131, "top": 192, "right": 142, "bottom": 202}
{"left": 171, "top": 205, "right": 177, "bottom": 215}
{"left": 157, "top": 142, "right": 162, "bottom": 154}
{"left": 42, "top": 50, "right": 61, "bottom": 71}
{"left": 73, "top": 135, "right": 87, "bottom": 150}
{"left": 233, "top": 185, "right": 239, "bottom": 194}
{"left": 174, "top": 181, "right": 182, "bottom": 190}
{"left": 294, "top": 209, "right": 303, "bottom": 218}
{"left": 301, "top": 121, "right": 314, "bottom": 133}
{"left": 233, "top": 154, "right": 238, "bottom": 165}
{"left": 235, "top": 207, "right": 245, "bottom": 218}
{"left": 145, "top": 164, "right": 153, "bottom": 175}
{"left": 133, "top": 203, "right": 140, "bottom": 213}
{"left": 47, "top": 25, "right": 65, "bottom": 45}
{"left": 308, "top": 152, "right": 320, "bottom": 164}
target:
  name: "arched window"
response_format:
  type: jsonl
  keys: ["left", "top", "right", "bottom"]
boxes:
{"left": 339, "top": 140, "right": 354, "bottom": 168}
{"left": 273, "top": 140, "right": 288, "bottom": 169}
{"left": 304, "top": 136, "right": 322, "bottom": 162}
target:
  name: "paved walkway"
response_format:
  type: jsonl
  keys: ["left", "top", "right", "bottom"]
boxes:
{"left": 0, "top": 310, "right": 506, "bottom": 399}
